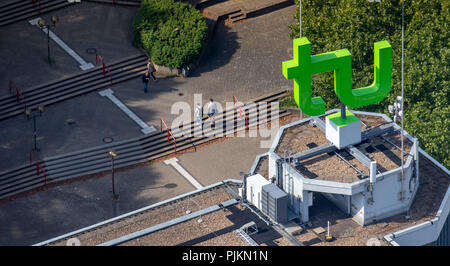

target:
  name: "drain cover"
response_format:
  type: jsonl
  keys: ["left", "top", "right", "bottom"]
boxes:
{"left": 365, "top": 146, "right": 376, "bottom": 153}
{"left": 164, "top": 183, "right": 178, "bottom": 189}
{"left": 103, "top": 137, "right": 114, "bottom": 143}
{"left": 86, "top": 48, "right": 97, "bottom": 54}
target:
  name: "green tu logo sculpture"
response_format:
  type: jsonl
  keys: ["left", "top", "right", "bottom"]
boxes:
{"left": 282, "top": 37, "right": 392, "bottom": 116}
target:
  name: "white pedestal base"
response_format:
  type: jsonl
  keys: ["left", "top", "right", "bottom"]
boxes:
{"left": 325, "top": 110, "right": 361, "bottom": 149}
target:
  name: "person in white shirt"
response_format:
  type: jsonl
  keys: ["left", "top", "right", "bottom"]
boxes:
{"left": 207, "top": 98, "right": 217, "bottom": 118}
{"left": 195, "top": 103, "right": 203, "bottom": 129}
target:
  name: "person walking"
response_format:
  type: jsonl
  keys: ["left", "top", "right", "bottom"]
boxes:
{"left": 142, "top": 71, "right": 150, "bottom": 93}
{"left": 147, "top": 59, "right": 157, "bottom": 81}
{"left": 207, "top": 98, "right": 217, "bottom": 118}
{"left": 195, "top": 103, "right": 203, "bottom": 130}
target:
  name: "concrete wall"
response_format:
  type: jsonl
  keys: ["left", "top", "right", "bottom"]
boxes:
{"left": 363, "top": 152, "right": 418, "bottom": 225}
{"left": 265, "top": 109, "right": 432, "bottom": 226}
{"left": 246, "top": 174, "right": 270, "bottom": 209}
{"left": 268, "top": 153, "right": 278, "bottom": 181}
{"left": 323, "top": 193, "right": 350, "bottom": 215}
{"left": 435, "top": 214, "right": 450, "bottom": 246}
{"left": 383, "top": 152, "right": 450, "bottom": 246}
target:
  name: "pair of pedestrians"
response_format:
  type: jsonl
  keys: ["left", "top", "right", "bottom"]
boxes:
{"left": 142, "top": 59, "right": 157, "bottom": 93}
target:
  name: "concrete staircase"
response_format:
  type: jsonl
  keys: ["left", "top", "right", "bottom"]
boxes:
{"left": 228, "top": 9, "right": 246, "bottom": 23}
{"left": 2, "top": 54, "right": 148, "bottom": 122}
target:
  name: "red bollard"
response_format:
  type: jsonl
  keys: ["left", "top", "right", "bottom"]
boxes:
{"left": 36, "top": 161, "right": 41, "bottom": 176}
{"left": 108, "top": 67, "right": 112, "bottom": 87}
{"left": 174, "top": 140, "right": 177, "bottom": 153}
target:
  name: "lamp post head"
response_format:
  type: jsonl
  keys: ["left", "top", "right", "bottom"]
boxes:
{"left": 109, "top": 150, "right": 117, "bottom": 158}
{"left": 37, "top": 19, "right": 47, "bottom": 28}
{"left": 51, "top": 16, "right": 59, "bottom": 26}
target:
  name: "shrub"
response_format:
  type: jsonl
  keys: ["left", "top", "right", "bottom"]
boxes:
{"left": 133, "top": 0, "right": 208, "bottom": 69}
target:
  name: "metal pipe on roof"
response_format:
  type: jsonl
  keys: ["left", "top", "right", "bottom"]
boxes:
{"left": 370, "top": 161, "right": 377, "bottom": 184}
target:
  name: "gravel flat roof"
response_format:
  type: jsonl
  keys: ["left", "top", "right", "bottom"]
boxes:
{"left": 295, "top": 154, "right": 449, "bottom": 246}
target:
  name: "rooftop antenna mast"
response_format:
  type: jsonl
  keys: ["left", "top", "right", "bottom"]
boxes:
{"left": 400, "top": 0, "right": 406, "bottom": 197}
{"left": 388, "top": 1, "right": 407, "bottom": 201}
{"left": 299, "top": 0, "right": 303, "bottom": 120}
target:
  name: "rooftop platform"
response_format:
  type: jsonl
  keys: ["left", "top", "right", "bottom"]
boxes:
{"left": 41, "top": 181, "right": 286, "bottom": 246}
{"left": 47, "top": 184, "right": 238, "bottom": 246}
{"left": 120, "top": 204, "right": 283, "bottom": 246}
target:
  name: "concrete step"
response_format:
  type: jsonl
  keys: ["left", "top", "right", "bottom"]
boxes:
{"left": 0, "top": 89, "right": 289, "bottom": 200}
{"left": 0, "top": 110, "right": 290, "bottom": 199}
{"left": 0, "top": 58, "right": 148, "bottom": 121}
{"left": 0, "top": 0, "right": 73, "bottom": 27}
{"left": 0, "top": 0, "right": 33, "bottom": 15}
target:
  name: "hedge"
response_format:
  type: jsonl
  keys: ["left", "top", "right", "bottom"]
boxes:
{"left": 287, "top": 0, "right": 449, "bottom": 168}
{"left": 133, "top": 0, "right": 208, "bottom": 69}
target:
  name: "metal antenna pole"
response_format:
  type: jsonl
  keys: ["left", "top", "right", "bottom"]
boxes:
{"left": 341, "top": 103, "right": 346, "bottom": 119}
{"left": 401, "top": 2, "right": 405, "bottom": 184}
{"left": 299, "top": 0, "right": 302, "bottom": 38}
{"left": 299, "top": 0, "right": 303, "bottom": 120}
{"left": 47, "top": 26, "right": 50, "bottom": 63}
{"left": 33, "top": 115, "right": 37, "bottom": 151}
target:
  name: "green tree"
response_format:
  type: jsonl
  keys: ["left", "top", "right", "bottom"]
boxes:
{"left": 288, "top": 0, "right": 449, "bottom": 168}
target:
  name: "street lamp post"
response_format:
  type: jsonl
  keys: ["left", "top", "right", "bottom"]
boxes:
{"left": 37, "top": 16, "right": 59, "bottom": 63}
{"left": 25, "top": 105, "right": 45, "bottom": 152}
{"left": 109, "top": 150, "right": 118, "bottom": 199}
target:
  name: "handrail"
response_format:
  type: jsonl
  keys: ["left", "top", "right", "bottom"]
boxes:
{"left": 31, "top": 0, "right": 41, "bottom": 15}
{"left": 160, "top": 118, "right": 177, "bottom": 153}
{"left": 232, "top": 94, "right": 248, "bottom": 129}
{"left": 29, "top": 150, "right": 49, "bottom": 185}
{"left": 9, "top": 80, "right": 27, "bottom": 111}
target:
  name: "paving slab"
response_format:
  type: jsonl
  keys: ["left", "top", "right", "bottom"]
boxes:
{"left": 0, "top": 19, "right": 82, "bottom": 98}
{"left": 0, "top": 1, "right": 141, "bottom": 97}
{"left": 173, "top": 4, "right": 297, "bottom": 103}
{"left": 0, "top": 89, "right": 143, "bottom": 171}
{"left": 168, "top": 135, "right": 273, "bottom": 186}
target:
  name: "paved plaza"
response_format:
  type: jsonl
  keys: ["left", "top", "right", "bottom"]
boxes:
{"left": 0, "top": 1, "right": 298, "bottom": 245}
{"left": 0, "top": 133, "right": 275, "bottom": 245}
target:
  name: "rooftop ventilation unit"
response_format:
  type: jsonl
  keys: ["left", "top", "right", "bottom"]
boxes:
{"left": 261, "top": 183, "right": 288, "bottom": 223}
